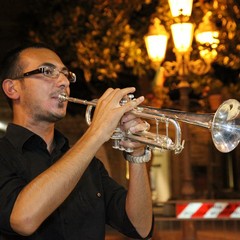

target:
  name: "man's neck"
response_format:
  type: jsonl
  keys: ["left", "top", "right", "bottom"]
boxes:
{"left": 13, "top": 118, "right": 55, "bottom": 151}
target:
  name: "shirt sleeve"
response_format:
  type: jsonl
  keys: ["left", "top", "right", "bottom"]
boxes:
{"left": 0, "top": 150, "right": 27, "bottom": 234}
{"left": 97, "top": 159, "right": 154, "bottom": 239}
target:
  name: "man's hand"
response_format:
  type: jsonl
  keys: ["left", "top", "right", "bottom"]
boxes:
{"left": 89, "top": 88, "right": 145, "bottom": 144}
{"left": 119, "top": 112, "right": 150, "bottom": 156}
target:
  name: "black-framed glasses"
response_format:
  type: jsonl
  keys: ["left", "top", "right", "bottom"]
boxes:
{"left": 13, "top": 65, "right": 76, "bottom": 83}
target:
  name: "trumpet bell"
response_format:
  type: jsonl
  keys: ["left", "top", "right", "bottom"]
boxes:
{"left": 212, "top": 99, "right": 240, "bottom": 153}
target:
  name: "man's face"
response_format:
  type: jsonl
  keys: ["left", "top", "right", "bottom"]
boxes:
{"left": 16, "top": 48, "right": 71, "bottom": 123}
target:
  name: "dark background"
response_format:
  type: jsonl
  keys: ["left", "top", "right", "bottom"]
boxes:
{"left": 0, "top": 0, "right": 30, "bottom": 62}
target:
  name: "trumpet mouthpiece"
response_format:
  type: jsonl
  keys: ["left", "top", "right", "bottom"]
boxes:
{"left": 58, "top": 93, "right": 68, "bottom": 103}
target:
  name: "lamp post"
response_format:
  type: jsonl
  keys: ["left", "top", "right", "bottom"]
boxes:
{"left": 144, "top": 0, "right": 220, "bottom": 239}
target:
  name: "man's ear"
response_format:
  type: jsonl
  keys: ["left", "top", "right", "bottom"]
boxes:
{"left": 2, "top": 79, "right": 20, "bottom": 100}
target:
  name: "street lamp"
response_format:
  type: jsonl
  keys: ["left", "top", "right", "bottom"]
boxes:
{"left": 144, "top": 1, "right": 220, "bottom": 239}
{"left": 168, "top": 0, "right": 193, "bottom": 18}
{"left": 195, "top": 11, "right": 220, "bottom": 63}
{"left": 144, "top": 0, "right": 219, "bottom": 79}
{"left": 144, "top": 18, "right": 169, "bottom": 68}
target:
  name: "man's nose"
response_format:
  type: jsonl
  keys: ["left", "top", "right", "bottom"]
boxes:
{"left": 57, "top": 73, "right": 70, "bottom": 87}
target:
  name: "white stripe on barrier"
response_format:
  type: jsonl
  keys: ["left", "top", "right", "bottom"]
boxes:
{"left": 230, "top": 206, "right": 240, "bottom": 218}
{"left": 177, "top": 202, "right": 202, "bottom": 219}
{"left": 204, "top": 202, "right": 228, "bottom": 219}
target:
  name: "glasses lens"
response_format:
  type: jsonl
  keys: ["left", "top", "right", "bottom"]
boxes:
{"left": 42, "top": 66, "right": 58, "bottom": 78}
{"left": 60, "top": 69, "right": 76, "bottom": 83}
{"left": 68, "top": 72, "right": 76, "bottom": 83}
{"left": 40, "top": 66, "right": 76, "bottom": 83}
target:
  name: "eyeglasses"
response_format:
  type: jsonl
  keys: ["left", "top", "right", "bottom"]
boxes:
{"left": 13, "top": 65, "right": 76, "bottom": 83}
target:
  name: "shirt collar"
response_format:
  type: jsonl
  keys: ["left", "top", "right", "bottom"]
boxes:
{"left": 5, "top": 123, "right": 69, "bottom": 152}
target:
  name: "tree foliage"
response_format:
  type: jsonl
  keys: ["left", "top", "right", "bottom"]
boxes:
{"left": 25, "top": 0, "right": 158, "bottom": 83}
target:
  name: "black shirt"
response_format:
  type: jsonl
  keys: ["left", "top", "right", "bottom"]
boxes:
{"left": 0, "top": 124, "right": 150, "bottom": 239}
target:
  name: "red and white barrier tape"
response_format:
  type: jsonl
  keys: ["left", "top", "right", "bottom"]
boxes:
{"left": 176, "top": 202, "right": 240, "bottom": 219}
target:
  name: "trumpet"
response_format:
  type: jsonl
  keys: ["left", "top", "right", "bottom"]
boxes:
{"left": 58, "top": 93, "right": 240, "bottom": 154}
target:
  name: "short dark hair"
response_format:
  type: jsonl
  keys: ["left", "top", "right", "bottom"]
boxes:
{"left": 0, "top": 41, "right": 56, "bottom": 108}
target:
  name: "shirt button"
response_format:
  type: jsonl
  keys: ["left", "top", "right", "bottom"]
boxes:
{"left": 96, "top": 192, "right": 101, "bottom": 197}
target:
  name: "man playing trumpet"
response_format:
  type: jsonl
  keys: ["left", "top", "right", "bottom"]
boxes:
{"left": 0, "top": 42, "right": 153, "bottom": 239}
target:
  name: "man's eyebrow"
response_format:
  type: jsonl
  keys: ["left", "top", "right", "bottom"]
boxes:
{"left": 39, "top": 62, "right": 68, "bottom": 70}
{"left": 39, "top": 62, "right": 55, "bottom": 68}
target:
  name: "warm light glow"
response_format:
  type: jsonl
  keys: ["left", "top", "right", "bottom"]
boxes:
{"left": 195, "top": 11, "right": 219, "bottom": 62}
{"left": 195, "top": 31, "right": 219, "bottom": 45}
{"left": 171, "top": 23, "right": 194, "bottom": 53}
{"left": 168, "top": 0, "right": 193, "bottom": 17}
{"left": 144, "top": 18, "right": 169, "bottom": 63}
{"left": 199, "top": 48, "right": 218, "bottom": 62}
{"left": 145, "top": 35, "right": 168, "bottom": 62}
{"left": 195, "top": 11, "right": 219, "bottom": 45}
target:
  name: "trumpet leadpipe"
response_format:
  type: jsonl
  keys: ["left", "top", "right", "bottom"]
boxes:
{"left": 58, "top": 93, "right": 97, "bottom": 106}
